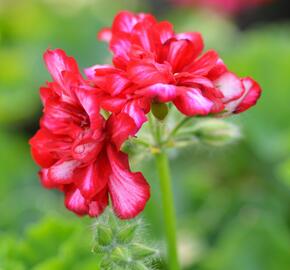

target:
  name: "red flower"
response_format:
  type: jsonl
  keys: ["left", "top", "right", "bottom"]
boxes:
{"left": 30, "top": 49, "right": 150, "bottom": 219}
{"left": 97, "top": 11, "right": 261, "bottom": 120}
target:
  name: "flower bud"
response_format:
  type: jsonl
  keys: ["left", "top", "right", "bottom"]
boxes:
{"left": 130, "top": 243, "right": 157, "bottom": 260}
{"left": 194, "top": 119, "right": 241, "bottom": 146}
{"left": 116, "top": 223, "right": 138, "bottom": 244}
{"left": 111, "top": 246, "right": 129, "bottom": 263}
{"left": 96, "top": 224, "right": 113, "bottom": 246}
{"left": 151, "top": 102, "right": 169, "bottom": 120}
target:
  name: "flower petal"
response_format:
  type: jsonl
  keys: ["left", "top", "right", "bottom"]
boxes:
{"left": 185, "top": 50, "right": 219, "bottom": 75}
{"left": 174, "top": 87, "right": 213, "bottom": 116}
{"left": 122, "top": 99, "right": 149, "bottom": 130}
{"left": 74, "top": 155, "right": 109, "bottom": 199}
{"left": 107, "top": 113, "right": 137, "bottom": 149}
{"left": 175, "top": 32, "right": 204, "bottom": 55}
{"left": 64, "top": 186, "right": 88, "bottom": 216}
{"left": 98, "top": 27, "right": 112, "bottom": 42}
{"left": 88, "top": 188, "right": 109, "bottom": 217}
{"left": 128, "top": 61, "right": 172, "bottom": 86}
{"left": 214, "top": 72, "right": 244, "bottom": 103}
{"left": 234, "top": 77, "right": 261, "bottom": 113}
{"left": 107, "top": 145, "right": 150, "bottom": 219}
{"left": 224, "top": 77, "right": 262, "bottom": 114}
{"left": 48, "top": 159, "right": 80, "bottom": 184}
{"left": 136, "top": 83, "right": 177, "bottom": 103}
{"left": 160, "top": 39, "right": 197, "bottom": 72}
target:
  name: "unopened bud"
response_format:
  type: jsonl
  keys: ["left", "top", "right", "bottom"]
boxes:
{"left": 152, "top": 102, "right": 168, "bottom": 120}
{"left": 194, "top": 119, "right": 241, "bottom": 146}
{"left": 111, "top": 246, "right": 129, "bottom": 263}
{"left": 96, "top": 224, "right": 113, "bottom": 246}
{"left": 116, "top": 223, "right": 138, "bottom": 244}
{"left": 130, "top": 243, "right": 157, "bottom": 260}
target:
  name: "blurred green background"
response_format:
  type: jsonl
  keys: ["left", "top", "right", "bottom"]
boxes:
{"left": 0, "top": 0, "right": 289, "bottom": 269}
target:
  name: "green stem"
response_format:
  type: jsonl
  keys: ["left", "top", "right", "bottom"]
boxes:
{"left": 154, "top": 151, "right": 180, "bottom": 270}
{"left": 166, "top": 117, "right": 193, "bottom": 142}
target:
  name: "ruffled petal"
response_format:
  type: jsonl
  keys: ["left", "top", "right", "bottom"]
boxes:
{"left": 74, "top": 155, "right": 109, "bottom": 199}
{"left": 107, "top": 113, "right": 137, "bottom": 149}
{"left": 128, "top": 61, "right": 172, "bottom": 86}
{"left": 185, "top": 50, "right": 219, "bottom": 75}
{"left": 64, "top": 186, "right": 88, "bottom": 216}
{"left": 48, "top": 159, "right": 80, "bottom": 185}
{"left": 136, "top": 83, "right": 177, "bottom": 102}
{"left": 88, "top": 188, "right": 109, "bottom": 217}
{"left": 223, "top": 77, "right": 262, "bottom": 114}
{"left": 214, "top": 72, "right": 245, "bottom": 103}
{"left": 43, "top": 49, "right": 82, "bottom": 105}
{"left": 122, "top": 99, "right": 149, "bottom": 130}
{"left": 74, "top": 87, "right": 104, "bottom": 130}
{"left": 234, "top": 77, "right": 261, "bottom": 113}
{"left": 174, "top": 87, "right": 214, "bottom": 116}
{"left": 107, "top": 145, "right": 150, "bottom": 219}
{"left": 175, "top": 32, "right": 204, "bottom": 56}
{"left": 160, "top": 39, "right": 197, "bottom": 72}
{"left": 155, "top": 21, "right": 174, "bottom": 43}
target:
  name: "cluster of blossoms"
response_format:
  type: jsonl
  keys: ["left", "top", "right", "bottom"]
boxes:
{"left": 171, "top": 0, "right": 271, "bottom": 14}
{"left": 30, "top": 11, "right": 261, "bottom": 219}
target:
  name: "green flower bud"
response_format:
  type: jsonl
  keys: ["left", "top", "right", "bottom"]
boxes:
{"left": 96, "top": 224, "right": 113, "bottom": 246}
{"left": 130, "top": 243, "right": 157, "bottom": 260}
{"left": 152, "top": 102, "right": 168, "bottom": 120}
{"left": 111, "top": 246, "right": 129, "bottom": 263}
{"left": 194, "top": 119, "right": 241, "bottom": 146}
{"left": 116, "top": 224, "right": 138, "bottom": 244}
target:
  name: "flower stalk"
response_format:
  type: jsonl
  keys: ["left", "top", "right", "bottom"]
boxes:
{"left": 151, "top": 114, "right": 180, "bottom": 270}
{"left": 154, "top": 151, "right": 180, "bottom": 270}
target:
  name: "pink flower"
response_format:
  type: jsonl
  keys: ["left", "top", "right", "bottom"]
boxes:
{"left": 30, "top": 49, "right": 150, "bottom": 219}
{"left": 97, "top": 11, "right": 261, "bottom": 120}
{"left": 171, "top": 0, "right": 271, "bottom": 15}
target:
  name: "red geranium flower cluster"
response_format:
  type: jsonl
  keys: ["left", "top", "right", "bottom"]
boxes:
{"left": 30, "top": 11, "right": 261, "bottom": 219}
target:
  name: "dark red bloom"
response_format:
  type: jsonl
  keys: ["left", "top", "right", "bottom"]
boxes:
{"left": 30, "top": 49, "right": 150, "bottom": 219}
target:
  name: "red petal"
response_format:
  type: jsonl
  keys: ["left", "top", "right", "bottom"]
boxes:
{"left": 128, "top": 61, "right": 172, "bottom": 86}
{"left": 74, "top": 87, "right": 104, "bottom": 130}
{"left": 136, "top": 83, "right": 177, "bottom": 102}
{"left": 131, "top": 22, "right": 161, "bottom": 54}
{"left": 122, "top": 99, "right": 149, "bottom": 130}
{"left": 174, "top": 87, "right": 213, "bottom": 116}
{"left": 88, "top": 188, "right": 109, "bottom": 217}
{"left": 64, "top": 186, "right": 88, "bottom": 216}
{"left": 175, "top": 32, "right": 204, "bottom": 55}
{"left": 185, "top": 50, "right": 219, "bottom": 75}
{"left": 233, "top": 77, "right": 262, "bottom": 114}
{"left": 98, "top": 27, "right": 112, "bottom": 42}
{"left": 48, "top": 159, "right": 80, "bottom": 185}
{"left": 107, "top": 113, "right": 137, "bottom": 149}
{"left": 214, "top": 72, "right": 245, "bottom": 103}
{"left": 43, "top": 49, "right": 82, "bottom": 103}
{"left": 75, "top": 156, "right": 109, "bottom": 199}
{"left": 100, "top": 97, "right": 127, "bottom": 113}
{"left": 160, "top": 39, "right": 197, "bottom": 72}
{"left": 107, "top": 146, "right": 150, "bottom": 219}
{"left": 155, "top": 21, "right": 174, "bottom": 43}
{"left": 112, "top": 11, "right": 156, "bottom": 34}
{"left": 39, "top": 168, "right": 62, "bottom": 189}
